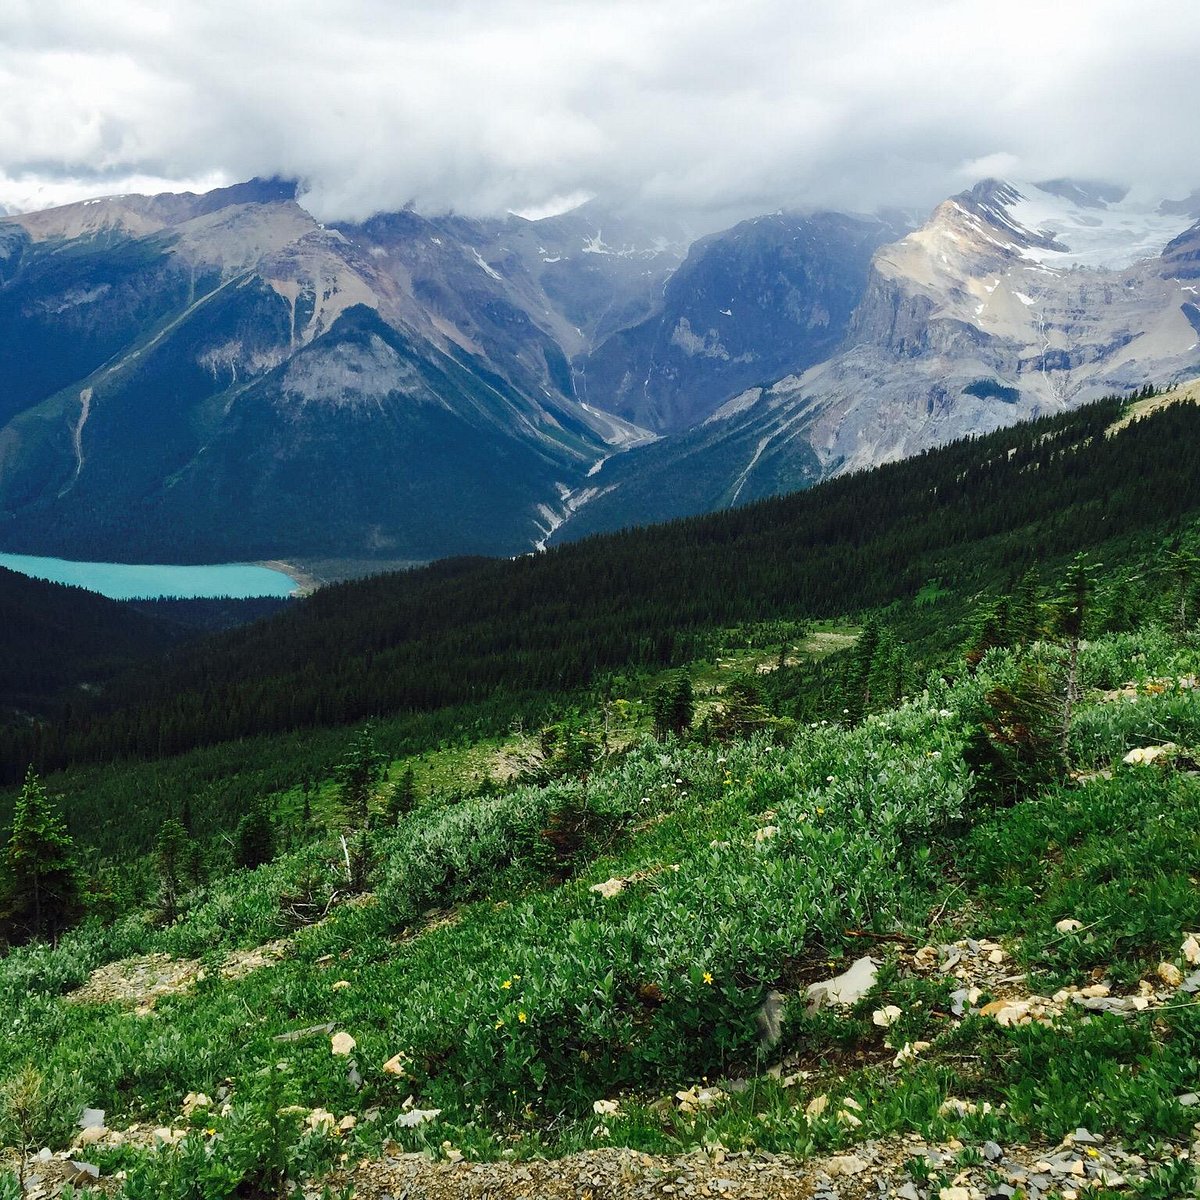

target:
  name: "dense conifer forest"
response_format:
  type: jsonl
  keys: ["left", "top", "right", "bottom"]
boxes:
{"left": 5, "top": 391, "right": 1198, "bottom": 784}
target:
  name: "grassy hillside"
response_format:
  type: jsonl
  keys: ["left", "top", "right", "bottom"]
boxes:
{"left": 2, "top": 386, "right": 1200, "bottom": 1194}
{"left": 1, "top": 613, "right": 1197, "bottom": 1197}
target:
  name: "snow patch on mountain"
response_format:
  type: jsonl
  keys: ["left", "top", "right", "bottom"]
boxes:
{"left": 1000, "top": 182, "right": 1198, "bottom": 270}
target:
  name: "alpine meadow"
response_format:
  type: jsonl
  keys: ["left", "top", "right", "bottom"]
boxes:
{"left": 3, "top": 3, "right": 1200, "bottom": 1197}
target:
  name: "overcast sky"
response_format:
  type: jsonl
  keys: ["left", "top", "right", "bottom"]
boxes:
{"left": 1, "top": 0, "right": 1198, "bottom": 225}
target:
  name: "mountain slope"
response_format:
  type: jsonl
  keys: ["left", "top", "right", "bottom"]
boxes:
{"left": 790, "top": 179, "right": 1200, "bottom": 474}
{"left": 15, "top": 389, "right": 1200, "bottom": 778}
{"left": 579, "top": 211, "right": 904, "bottom": 432}
{"left": 0, "top": 184, "right": 676, "bottom": 562}
{"left": 555, "top": 181, "right": 1200, "bottom": 535}
{"left": 0, "top": 566, "right": 183, "bottom": 715}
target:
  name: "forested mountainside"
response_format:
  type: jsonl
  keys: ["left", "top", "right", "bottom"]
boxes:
{"left": 0, "top": 567, "right": 288, "bottom": 719}
{"left": 0, "top": 566, "right": 181, "bottom": 717}
{"left": 5, "top": 387, "right": 1199, "bottom": 783}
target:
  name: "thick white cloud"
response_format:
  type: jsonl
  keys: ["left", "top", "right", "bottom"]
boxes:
{"left": 1, "top": 0, "right": 1197, "bottom": 223}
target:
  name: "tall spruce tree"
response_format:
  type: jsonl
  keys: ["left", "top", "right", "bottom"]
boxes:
{"left": 1054, "top": 553, "right": 1099, "bottom": 760}
{"left": 0, "top": 768, "right": 83, "bottom": 944}
{"left": 235, "top": 797, "right": 275, "bottom": 870}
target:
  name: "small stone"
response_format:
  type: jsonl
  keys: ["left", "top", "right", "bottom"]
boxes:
{"left": 330, "top": 1031, "right": 356, "bottom": 1056}
{"left": 1157, "top": 962, "right": 1184, "bottom": 988}
{"left": 338, "top": 1114, "right": 357, "bottom": 1134}
{"left": 381, "top": 1052, "right": 408, "bottom": 1076}
{"left": 1123, "top": 744, "right": 1175, "bottom": 766}
{"left": 804, "top": 1094, "right": 829, "bottom": 1122}
{"left": 896, "top": 1184, "right": 921, "bottom": 1200}
{"left": 1177, "top": 1092, "right": 1199, "bottom": 1107}
{"left": 590, "top": 877, "right": 625, "bottom": 899}
{"left": 913, "top": 945, "right": 939, "bottom": 969}
{"left": 938, "top": 1187, "right": 971, "bottom": 1200}
{"left": 983, "top": 1140, "right": 1003, "bottom": 1161}
{"left": 825, "top": 1154, "right": 868, "bottom": 1177}
{"left": 593, "top": 1099, "right": 621, "bottom": 1116}
{"left": 1055, "top": 919, "right": 1083, "bottom": 934}
{"left": 1183, "top": 934, "right": 1200, "bottom": 966}
{"left": 872, "top": 1004, "right": 902, "bottom": 1027}
{"left": 181, "top": 1092, "right": 212, "bottom": 1116}
{"left": 64, "top": 1161, "right": 100, "bottom": 1186}
{"left": 892, "top": 1040, "right": 931, "bottom": 1066}
{"left": 331, "top": 980, "right": 351, "bottom": 990}
{"left": 78, "top": 1107, "right": 105, "bottom": 1130}
{"left": 306, "top": 1108, "right": 336, "bottom": 1133}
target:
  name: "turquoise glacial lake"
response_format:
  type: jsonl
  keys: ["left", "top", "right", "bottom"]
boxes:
{"left": 0, "top": 552, "right": 298, "bottom": 600}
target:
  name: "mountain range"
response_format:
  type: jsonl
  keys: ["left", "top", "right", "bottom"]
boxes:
{"left": 0, "top": 175, "right": 1198, "bottom": 564}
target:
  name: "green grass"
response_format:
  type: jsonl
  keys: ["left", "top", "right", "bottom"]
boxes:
{"left": 2, "top": 625, "right": 1200, "bottom": 1195}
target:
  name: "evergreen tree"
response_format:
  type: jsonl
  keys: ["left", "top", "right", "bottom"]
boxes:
{"left": 670, "top": 675, "right": 695, "bottom": 736}
{"left": 845, "top": 618, "right": 881, "bottom": 721}
{"left": 652, "top": 675, "right": 695, "bottom": 739}
{"left": 386, "top": 766, "right": 418, "bottom": 825}
{"left": 336, "top": 723, "right": 386, "bottom": 830}
{"left": 0, "top": 768, "right": 83, "bottom": 944}
{"left": 1165, "top": 542, "right": 1200, "bottom": 632}
{"left": 154, "top": 817, "right": 191, "bottom": 924}
{"left": 235, "top": 797, "right": 275, "bottom": 870}
{"left": 1008, "top": 568, "right": 1044, "bottom": 646}
{"left": 1054, "top": 553, "right": 1099, "bottom": 761}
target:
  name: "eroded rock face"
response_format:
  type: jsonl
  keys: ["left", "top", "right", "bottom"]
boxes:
{"left": 777, "top": 180, "right": 1200, "bottom": 477}
{"left": 582, "top": 211, "right": 905, "bottom": 434}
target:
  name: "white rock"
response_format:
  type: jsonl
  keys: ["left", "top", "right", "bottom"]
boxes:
{"left": 330, "top": 1032, "right": 356, "bottom": 1056}
{"left": 825, "top": 1154, "right": 868, "bottom": 1176}
{"left": 589, "top": 878, "right": 625, "bottom": 899}
{"left": 396, "top": 1106, "right": 442, "bottom": 1128}
{"left": 805, "top": 956, "right": 878, "bottom": 1008}
{"left": 872, "top": 1004, "right": 902, "bottom": 1027}
{"left": 1122, "top": 743, "right": 1175, "bottom": 766}
{"left": 1055, "top": 918, "right": 1084, "bottom": 934}
{"left": 1183, "top": 934, "right": 1200, "bottom": 966}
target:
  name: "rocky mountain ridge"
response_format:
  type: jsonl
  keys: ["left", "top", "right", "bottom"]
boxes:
{"left": 549, "top": 179, "right": 1200, "bottom": 539}
{"left": 1, "top": 176, "right": 1198, "bottom": 562}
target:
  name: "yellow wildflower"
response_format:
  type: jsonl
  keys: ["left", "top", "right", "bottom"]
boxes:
{"left": 500, "top": 979, "right": 512, "bottom": 990}
{"left": 702, "top": 972, "right": 714, "bottom": 985}
{"left": 518, "top": 1011, "right": 528, "bottom": 1024}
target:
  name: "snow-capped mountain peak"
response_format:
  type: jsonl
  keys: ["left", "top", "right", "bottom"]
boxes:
{"left": 969, "top": 179, "right": 1198, "bottom": 271}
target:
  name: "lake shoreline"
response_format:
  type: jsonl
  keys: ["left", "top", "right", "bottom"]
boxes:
{"left": 0, "top": 551, "right": 298, "bottom": 600}
{"left": 256, "top": 559, "right": 321, "bottom": 596}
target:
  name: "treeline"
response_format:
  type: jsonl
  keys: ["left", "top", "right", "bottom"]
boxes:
{"left": 6, "top": 392, "right": 1200, "bottom": 781}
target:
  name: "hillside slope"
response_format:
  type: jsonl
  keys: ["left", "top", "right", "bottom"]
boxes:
{"left": 10, "top": 389, "right": 1200, "bottom": 778}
